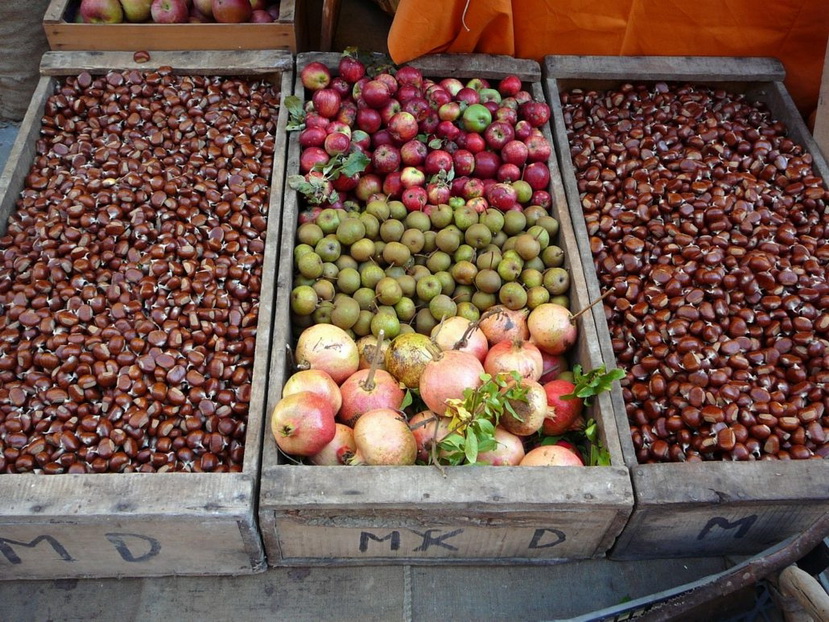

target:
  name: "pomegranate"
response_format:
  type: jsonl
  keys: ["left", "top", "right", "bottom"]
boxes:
{"left": 520, "top": 444, "right": 584, "bottom": 466}
{"left": 353, "top": 408, "right": 417, "bottom": 465}
{"left": 409, "top": 409, "right": 452, "bottom": 463}
{"left": 542, "top": 379, "right": 584, "bottom": 436}
{"left": 478, "top": 305, "right": 530, "bottom": 346}
{"left": 309, "top": 423, "right": 357, "bottom": 465}
{"left": 527, "top": 303, "right": 577, "bottom": 355}
{"left": 499, "top": 378, "right": 547, "bottom": 436}
{"left": 282, "top": 369, "right": 342, "bottom": 414}
{"left": 419, "top": 350, "right": 485, "bottom": 417}
{"left": 295, "top": 324, "right": 359, "bottom": 385}
{"left": 384, "top": 332, "right": 434, "bottom": 389}
{"left": 270, "top": 391, "right": 336, "bottom": 457}
{"left": 338, "top": 330, "right": 404, "bottom": 427}
{"left": 483, "top": 339, "right": 543, "bottom": 381}
{"left": 430, "top": 316, "right": 488, "bottom": 362}
{"left": 476, "top": 427, "right": 526, "bottom": 465}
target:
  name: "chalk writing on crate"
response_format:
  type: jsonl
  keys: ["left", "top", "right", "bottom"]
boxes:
{"left": 358, "top": 527, "right": 567, "bottom": 553}
{"left": 0, "top": 533, "right": 161, "bottom": 564}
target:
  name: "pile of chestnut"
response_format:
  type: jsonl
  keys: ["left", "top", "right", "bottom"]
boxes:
{"left": 0, "top": 67, "right": 280, "bottom": 474}
{"left": 561, "top": 82, "right": 829, "bottom": 462}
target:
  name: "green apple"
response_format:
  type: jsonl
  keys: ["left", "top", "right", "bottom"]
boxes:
{"left": 478, "top": 88, "right": 502, "bottom": 104}
{"left": 512, "top": 180, "right": 533, "bottom": 204}
{"left": 462, "top": 103, "right": 492, "bottom": 133}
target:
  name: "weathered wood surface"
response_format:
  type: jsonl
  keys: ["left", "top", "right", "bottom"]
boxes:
{"left": 544, "top": 55, "right": 786, "bottom": 82}
{"left": 543, "top": 56, "right": 829, "bottom": 560}
{"left": 258, "top": 52, "right": 634, "bottom": 566}
{"left": 43, "top": 0, "right": 298, "bottom": 52}
{"left": 40, "top": 50, "right": 293, "bottom": 75}
{"left": 0, "top": 51, "right": 294, "bottom": 579}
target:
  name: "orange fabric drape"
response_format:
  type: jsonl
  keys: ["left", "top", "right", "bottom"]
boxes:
{"left": 387, "top": 0, "right": 829, "bottom": 119}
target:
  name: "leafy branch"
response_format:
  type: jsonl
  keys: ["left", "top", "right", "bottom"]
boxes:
{"left": 284, "top": 95, "right": 306, "bottom": 131}
{"left": 562, "top": 364, "right": 625, "bottom": 406}
{"left": 287, "top": 150, "right": 370, "bottom": 205}
{"left": 438, "top": 371, "right": 527, "bottom": 465}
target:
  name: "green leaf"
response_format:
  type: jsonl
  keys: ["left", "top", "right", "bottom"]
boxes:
{"left": 464, "top": 428, "right": 479, "bottom": 464}
{"left": 562, "top": 365, "right": 624, "bottom": 406}
{"left": 339, "top": 151, "right": 370, "bottom": 178}
{"left": 284, "top": 95, "right": 306, "bottom": 131}
{"left": 401, "top": 390, "right": 414, "bottom": 411}
{"left": 428, "top": 137, "right": 444, "bottom": 150}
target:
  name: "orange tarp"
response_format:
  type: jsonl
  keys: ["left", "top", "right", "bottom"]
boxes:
{"left": 387, "top": 0, "right": 829, "bottom": 120}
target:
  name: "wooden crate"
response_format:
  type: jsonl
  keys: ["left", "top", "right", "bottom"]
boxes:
{"left": 257, "top": 52, "right": 634, "bottom": 566}
{"left": 43, "top": 0, "right": 303, "bottom": 52}
{"left": 543, "top": 55, "right": 829, "bottom": 560}
{"left": 0, "top": 50, "right": 292, "bottom": 579}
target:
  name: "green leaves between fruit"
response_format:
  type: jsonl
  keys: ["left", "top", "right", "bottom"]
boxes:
{"left": 284, "top": 95, "right": 306, "bottom": 131}
{"left": 438, "top": 372, "right": 527, "bottom": 466}
{"left": 287, "top": 151, "right": 370, "bottom": 205}
{"left": 562, "top": 364, "right": 625, "bottom": 406}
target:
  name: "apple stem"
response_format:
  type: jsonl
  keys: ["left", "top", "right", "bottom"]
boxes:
{"left": 364, "top": 329, "right": 385, "bottom": 391}
{"left": 569, "top": 289, "right": 613, "bottom": 323}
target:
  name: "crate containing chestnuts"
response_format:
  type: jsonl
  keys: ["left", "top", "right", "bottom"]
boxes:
{"left": 257, "top": 52, "right": 635, "bottom": 566}
{"left": 0, "top": 50, "right": 291, "bottom": 579}
{"left": 544, "top": 55, "right": 829, "bottom": 559}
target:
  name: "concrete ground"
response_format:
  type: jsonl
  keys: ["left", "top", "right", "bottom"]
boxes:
{"left": 0, "top": 1, "right": 797, "bottom": 620}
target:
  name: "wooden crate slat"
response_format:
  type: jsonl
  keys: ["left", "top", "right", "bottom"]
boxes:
{"left": 544, "top": 55, "right": 786, "bottom": 82}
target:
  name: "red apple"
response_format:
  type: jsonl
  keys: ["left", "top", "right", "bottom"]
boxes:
{"left": 400, "top": 166, "right": 425, "bottom": 188}
{"left": 363, "top": 79, "right": 391, "bottom": 108}
{"left": 419, "top": 110, "right": 440, "bottom": 135}
{"left": 462, "top": 132, "right": 486, "bottom": 154}
{"left": 356, "top": 107, "right": 382, "bottom": 134}
{"left": 523, "top": 161, "right": 550, "bottom": 191}
{"left": 339, "top": 54, "right": 366, "bottom": 84}
{"left": 250, "top": 8, "right": 272, "bottom": 21}
{"left": 440, "top": 77, "right": 464, "bottom": 96}
{"left": 486, "top": 182, "right": 518, "bottom": 210}
{"left": 501, "top": 139, "right": 529, "bottom": 166}
{"left": 483, "top": 120, "right": 515, "bottom": 151}
{"left": 531, "top": 190, "right": 552, "bottom": 210}
{"left": 312, "top": 88, "right": 341, "bottom": 119}
{"left": 330, "top": 76, "right": 351, "bottom": 98}
{"left": 324, "top": 132, "right": 350, "bottom": 156}
{"left": 270, "top": 391, "right": 336, "bottom": 457}
{"left": 400, "top": 139, "right": 428, "bottom": 167}
{"left": 211, "top": 0, "right": 251, "bottom": 23}
{"left": 371, "top": 143, "right": 401, "bottom": 174}
{"left": 249, "top": 0, "right": 267, "bottom": 9}
{"left": 387, "top": 111, "right": 419, "bottom": 143}
{"left": 300, "top": 147, "right": 329, "bottom": 173}
{"left": 382, "top": 171, "right": 403, "bottom": 198}
{"left": 453, "top": 149, "right": 475, "bottom": 176}
{"left": 81, "top": 0, "right": 124, "bottom": 22}
{"left": 498, "top": 74, "right": 522, "bottom": 98}
{"left": 374, "top": 72, "right": 398, "bottom": 96}
{"left": 300, "top": 61, "right": 331, "bottom": 91}
{"left": 402, "top": 186, "right": 428, "bottom": 211}
{"left": 456, "top": 87, "right": 480, "bottom": 106}
{"left": 424, "top": 149, "right": 453, "bottom": 176}
{"left": 402, "top": 96, "right": 430, "bottom": 122}
{"left": 472, "top": 150, "right": 501, "bottom": 179}
{"left": 520, "top": 101, "right": 551, "bottom": 127}
{"left": 496, "top": 163, "right": 521, "bottom": 183}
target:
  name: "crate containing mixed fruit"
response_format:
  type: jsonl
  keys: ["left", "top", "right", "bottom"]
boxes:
{"left": 258, "top": 51, "right": 634, "bottom": 565}
{"left": 0, "top": 50, "right": 291, "bottom": 579}
{"left": 544, "top": 55, "right": 829, "bottom": 559}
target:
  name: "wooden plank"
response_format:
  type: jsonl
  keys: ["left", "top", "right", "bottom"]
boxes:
{"left": 408, "top": 54, "right": 542, "bottom": 82}
{"left": 0, "top": 50, "right": 293, "bottom": 579}
{"left": 544, "top": 55, "right": 786, "bottom": 82}
{"left": 815, "top": 40, "right": 829, "bottom": 160}
{"left": 543, "top": 56, "right": 829, "bottom": 561}
{"left": 40, "top": 49, "right": 292, "bottom": 75}
{"left": 258, "top": 52, "right": 634, "bottom": 566}
{"left": 42, "top": 0, "right": 298, "bottom": 52}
